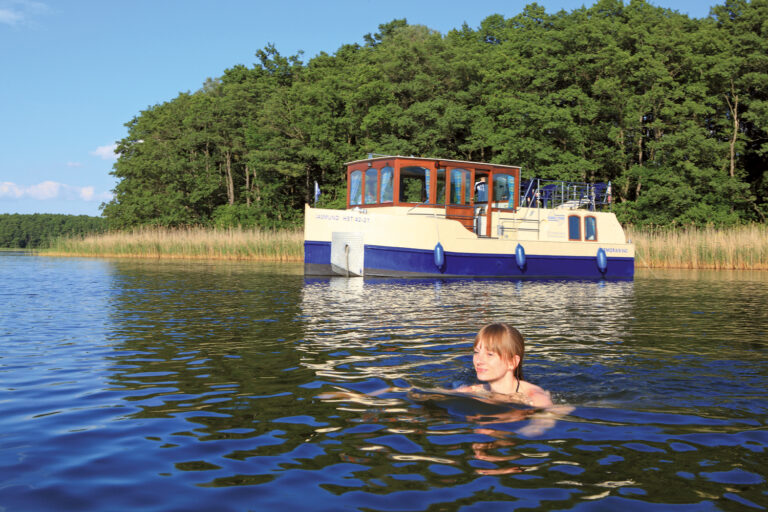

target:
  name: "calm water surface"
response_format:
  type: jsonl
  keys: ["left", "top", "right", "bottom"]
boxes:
{"left": 0, "top": 253, "right": 766, "bottom": 511}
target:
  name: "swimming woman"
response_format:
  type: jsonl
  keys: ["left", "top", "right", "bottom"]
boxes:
{"left": 320, "top": 322, "right": 566, "bottom": 435}
{"left": 457, "top": 322, "right": 553, "bottom": 408}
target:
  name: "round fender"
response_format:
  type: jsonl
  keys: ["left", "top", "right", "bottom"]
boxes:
{"left": 597, "top": 248, "right": 608, "bottom": 273}
{"left": 434, "top": 242, "right": 445, "bottom": 270}
{"left": 515, "top": 243, "right": 526, "bottom": 270}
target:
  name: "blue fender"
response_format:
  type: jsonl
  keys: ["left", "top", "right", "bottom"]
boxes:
{"left": 597, "top": 248, "right": 608, "bottom": 273}
{"left": 434, "top": 242, "right": 445, "bottom": 270}
{"left": 515, "top": 243, "right": 526, "bottom": 271}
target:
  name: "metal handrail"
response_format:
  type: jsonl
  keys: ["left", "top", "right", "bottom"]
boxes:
{"left": 520, "top": 178, "right": 612, "bottom": 211}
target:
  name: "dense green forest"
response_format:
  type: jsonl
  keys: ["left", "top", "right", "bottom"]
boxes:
{"left": 103, "top": 0, "right": 768, "bottom": 229}
{"left": 0, "top": 214, "right": 107, "bottom": 249}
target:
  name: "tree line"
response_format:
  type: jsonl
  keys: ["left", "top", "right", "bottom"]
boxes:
{"left": 0, "top": 214, "right": 107, "bottom": 249}
{"left": 103, "top": 0, "right": 768, "bottom": 228}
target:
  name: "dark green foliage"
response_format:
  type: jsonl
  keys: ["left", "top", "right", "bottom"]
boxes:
{"left": 103, "top": 0, "right": 768, "bottom": 228}
{"left": 0, "top": 214, "right": 107, "bottom": 249}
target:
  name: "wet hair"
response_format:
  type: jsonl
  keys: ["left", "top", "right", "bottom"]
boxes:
{"left": 473, "top": 322, "right": 525, "bottom": 380}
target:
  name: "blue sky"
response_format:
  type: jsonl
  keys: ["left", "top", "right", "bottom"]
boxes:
{"left": 0, "top": 0, "right": 720, "bottom": 217}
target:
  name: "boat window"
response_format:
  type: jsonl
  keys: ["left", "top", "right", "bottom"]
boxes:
{"left": 585, "top": 216, "right": 597, "bottom": 241}
{"left": 380, "top": 166, "right": 394, "bottom": 203}
{"left": 350, "top": 170, "right": 362, "bottom": 206}
{"left": 434, "top": 169, "right": 446, "bottom": 205}
{"left": 399, "top": 166, "right": 428, "bottom": 203}
{"left": 364, "top": 168, "right": 378, "bottom": 204}
{"left": 568, "top": 215, "right": 581, "bottom": 240}
{"left": 449, "top": 168, "right": 471, "bottom": 205}
{"left": 493, "top": 174, "right": 516, "bottom": 208}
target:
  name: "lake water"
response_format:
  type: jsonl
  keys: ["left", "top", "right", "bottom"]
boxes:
{"left": 1, "top": 252, "right": 766, "bottom": 511}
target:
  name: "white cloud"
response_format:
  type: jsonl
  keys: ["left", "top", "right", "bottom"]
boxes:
{"left": 0, "top": 8, "right": 22, "bottom": 24}
{"left": 66, "top": 161, "right": 83, "bottom": 168}
{"left": 0, "top": 1, "right": 48, "bottom": 26}
{"left": 0, "top": 181, "right": 112, "bottom": 202}
{"left": 91, "top": 144, "right": 118, "bottom": 161}
{"left": 27, "top": 180, "right": 60, "bottom": 200}
{"left": 0, "top": 181, "right": 24, "bottom": 198}
{"left": 79, "top": 186, "right": 95, "bottom": 201}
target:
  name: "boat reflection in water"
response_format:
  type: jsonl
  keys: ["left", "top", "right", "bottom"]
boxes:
{"left": 298, "top": 276, "right": 634, "bottom": 473}
{"left": 298, "top": 276, "right": 635, "bottom": 385}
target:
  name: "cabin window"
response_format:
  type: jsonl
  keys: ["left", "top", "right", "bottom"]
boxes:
{"left": 568, "top": 215, "right": 581, "bottom": 240}
{"left": 350, "top": 170, "right": 363, "bottom": 206}
{"left": 380, "top": 166, "right": 393, "bottom": 203}
{"left": 493, "top": 174, "right": 516, "bottom": 208}
{"left": 434, "top": 169, "right": 446, "bottom": 205}
{"left": 585, "top": 216, "right": 597, "bottom": 241}
{"left": 449, "top": 168, "right": 471, "bottom": 205}
{"left": 399, "top": 166, "right": 428, "bottom": 203}
{"left": 364, "top": 168, "right": 378, "bottom": 204}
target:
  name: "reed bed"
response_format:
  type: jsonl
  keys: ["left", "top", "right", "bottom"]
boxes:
{"left": 40, "top": 224, "right": 768, "bottom": 269}
{"left": 628, "top": 224, "right": 768, "bottom": 270}
{"left": 43, "top": 226, "right": 304, "bottom": 262}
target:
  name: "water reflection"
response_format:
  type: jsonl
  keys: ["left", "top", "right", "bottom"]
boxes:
{"left": 298, "top": 277, "right": 637, "bottom": 392}
{"left": 99, "top": 261, "right": 317, "bottom": 495}
{"left": 1, "top": 254, "right": 766, "bottom": 511}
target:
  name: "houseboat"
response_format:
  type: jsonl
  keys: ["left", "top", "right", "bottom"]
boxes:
{"left": 304, "top": 155, "right": 634, "bottom": 279}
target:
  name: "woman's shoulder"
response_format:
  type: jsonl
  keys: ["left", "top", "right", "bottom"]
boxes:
{"left": 520, "top": 381, "right": 553, "bottom": 408}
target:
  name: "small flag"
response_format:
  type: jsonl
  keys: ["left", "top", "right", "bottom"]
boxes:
{"left": 314, "top": 181, "right": 321, "bottom": 206}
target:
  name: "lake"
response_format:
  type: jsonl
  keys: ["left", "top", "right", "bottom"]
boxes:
{"left": 1, "top": 252, "right": 766, "bottom": 511}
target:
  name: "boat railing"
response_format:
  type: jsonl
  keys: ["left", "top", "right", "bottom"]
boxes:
{"left": 520, "top": 179, "right": 612, "bottom": 211}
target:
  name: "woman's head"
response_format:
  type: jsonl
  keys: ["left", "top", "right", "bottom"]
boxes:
{"left": 473, "top": 323, "right": 525, "bottom": 380}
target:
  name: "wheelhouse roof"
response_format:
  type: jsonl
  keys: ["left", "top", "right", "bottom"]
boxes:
{"left": 344, "top": 155, "right": 520, "bottom": 170}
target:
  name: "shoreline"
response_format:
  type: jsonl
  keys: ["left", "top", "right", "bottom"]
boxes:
{"left": 28, "top": 224, "right": 768, "bottom": 271}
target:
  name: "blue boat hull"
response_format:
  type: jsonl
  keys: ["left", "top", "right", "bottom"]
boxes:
{"left": 305, "top": 241, "right": 634, "bottom": 280}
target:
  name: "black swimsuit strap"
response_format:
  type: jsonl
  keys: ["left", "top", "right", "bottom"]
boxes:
{"left": 483, "top": 379, "right": 521, "bottom": 393}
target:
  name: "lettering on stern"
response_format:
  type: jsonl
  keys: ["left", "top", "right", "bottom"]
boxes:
{"left": 316, "top": 213, "right": 371, "bottom": 224}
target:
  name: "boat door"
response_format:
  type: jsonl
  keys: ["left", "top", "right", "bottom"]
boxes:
{"left": 485, "top": 170, "right": 518, "bottom": 237}
{"left": 444, "top": 167, "right": 475, "bottom": 231}
{"left": 472, "top": 170, "right": 490, "bottom": 236}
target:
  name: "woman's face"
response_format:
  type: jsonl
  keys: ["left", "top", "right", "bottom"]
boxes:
{"left": 473, "top": 340, "right": 515, "bottom": 383}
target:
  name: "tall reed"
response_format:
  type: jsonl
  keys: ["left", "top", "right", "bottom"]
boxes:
{"left": 43, "top": 226, "right": 304, "bottom": 262}
{"left": 629, "top": 224, "right": 768, "bottom": 270}
{"left": 40, "top": 224, "right": 768, "bottom": 269}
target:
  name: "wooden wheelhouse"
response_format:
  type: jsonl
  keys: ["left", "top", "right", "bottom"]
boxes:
{"left": 344, "top": 156, "right": 521, "bottom": 237}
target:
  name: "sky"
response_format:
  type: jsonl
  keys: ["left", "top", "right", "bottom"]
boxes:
{"left": 0, "top": 0, "right": 721, "bottom": 217}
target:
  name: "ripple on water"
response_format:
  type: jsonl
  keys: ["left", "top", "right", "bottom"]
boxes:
{"left": 0, "top": 258, "right": 766, "bottom": 510}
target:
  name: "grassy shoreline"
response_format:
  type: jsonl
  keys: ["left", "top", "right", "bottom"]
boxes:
{"left": 629, "top": 224, "right": 767, "bottom": 270}
{"left": 42, "top": 226, "right": 304, "bottom": 262}
{"left": 38, "top": 224, "right": 768, "bottom": 270}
